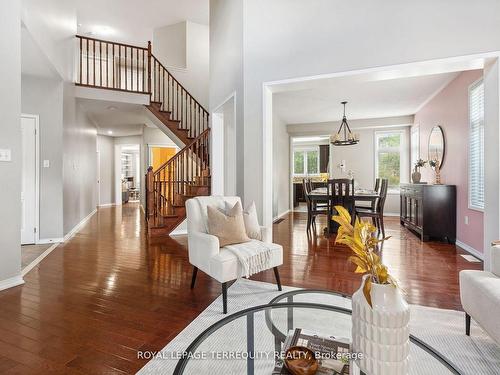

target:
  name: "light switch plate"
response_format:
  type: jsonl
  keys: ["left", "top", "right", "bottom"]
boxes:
{"left": 0, "top": 149, "right": 12, "bottom": 162}
{"left": 43, "top": 160, "right": 50, "bottom": 168}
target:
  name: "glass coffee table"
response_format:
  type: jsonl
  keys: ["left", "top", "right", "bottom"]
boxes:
{"left": 173, "top": 289, "right": 463, "bottom": 374}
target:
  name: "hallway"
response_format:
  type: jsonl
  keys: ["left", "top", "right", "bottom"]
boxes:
{"left": 0, "top": 204, "right": 481, "bottom": 374}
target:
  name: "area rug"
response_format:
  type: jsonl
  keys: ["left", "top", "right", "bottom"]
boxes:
{"left": 137, "top": 279, "right": 500, "bottom": 374}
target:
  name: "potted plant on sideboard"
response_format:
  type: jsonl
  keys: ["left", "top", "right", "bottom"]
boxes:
{"left": 412, "top": 158, "right": 427, "bottom": 183}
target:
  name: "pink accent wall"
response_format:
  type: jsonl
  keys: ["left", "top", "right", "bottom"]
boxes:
{"left": 413, "top": 70, "right": 484, "bottom": 253}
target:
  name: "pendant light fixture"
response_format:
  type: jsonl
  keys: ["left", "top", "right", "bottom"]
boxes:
{"left": 330, "top": 101, "right": 359, "bottom": 146}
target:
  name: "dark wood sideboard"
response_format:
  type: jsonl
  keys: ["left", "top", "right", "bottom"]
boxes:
{"left": 400, "top": 183, "right": 456, "bottom": 243}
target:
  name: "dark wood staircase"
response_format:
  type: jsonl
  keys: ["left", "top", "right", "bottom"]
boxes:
{"left": 74, "top": 35, "right": 211, "bottom": 237}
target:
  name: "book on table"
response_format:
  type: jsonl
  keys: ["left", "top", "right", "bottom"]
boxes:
{"left": 273, "top": 328, "right": 350, "bottom": 375}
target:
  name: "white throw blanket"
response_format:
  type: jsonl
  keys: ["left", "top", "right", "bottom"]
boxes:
{"left": 224, "top": 239, "right": 272, "bottom": 278}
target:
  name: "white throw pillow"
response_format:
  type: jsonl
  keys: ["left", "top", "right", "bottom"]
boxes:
{"left": 225, "top": 200, "right": 262, "bottom": 240}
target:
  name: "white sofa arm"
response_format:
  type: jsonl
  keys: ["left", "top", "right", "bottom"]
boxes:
{"left": 188, "top": 231, "right": 220, "bottom": 271}
{"left": 492, "top": 244, "right": 500, "bottom": 277}
{"left": 260, "top": 226, "right": 272, "bottom": 244}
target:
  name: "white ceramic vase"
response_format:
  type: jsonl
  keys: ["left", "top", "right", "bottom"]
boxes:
{"left": 352, "top": 275, "right": 410, "bottom": 375}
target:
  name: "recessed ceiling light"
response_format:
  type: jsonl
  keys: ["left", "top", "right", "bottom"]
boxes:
{"left": 107, "top": 106, "right": 117, "bottom": 111}
{"left": 107, "top": 130, "right": 113, "bottom": 135}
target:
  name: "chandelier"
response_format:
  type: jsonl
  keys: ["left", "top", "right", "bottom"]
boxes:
{"left": 330, "top": 101, "right": 359, "bottom": 146}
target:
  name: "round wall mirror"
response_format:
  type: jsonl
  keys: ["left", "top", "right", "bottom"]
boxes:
{"left": 428, "top": 125, "right": 445, "bottom": 167}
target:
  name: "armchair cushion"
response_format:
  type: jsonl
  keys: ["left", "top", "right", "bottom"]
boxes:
{"left": 210, "top": 241, "right": 283, "bottom": 283}
{"left": 460, "top": 269, "right": 500, "bottom": 344}
{"left": 207, "top": 201, "right": 250, "bottom": 247}
{"left": 492, "top": 245, "right": 500, "bottom": 277}
{"left": 225, "top": 200, "right": 261, "bottom": 241}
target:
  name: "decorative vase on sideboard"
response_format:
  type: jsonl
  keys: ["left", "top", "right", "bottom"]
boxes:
{"left": 352, "top": 275, "right": 410, "bottom": 375}
{"left": 411, "top": 167, "right": 421, "bottom": 184}
{"left": 434, "top": 167, "right": 442, "bottom": 184}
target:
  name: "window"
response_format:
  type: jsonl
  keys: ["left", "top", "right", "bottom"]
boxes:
{"left": 375, "top": 131, "right": 404, "bottom": 191}
{"left": 293, "top": 148, "right": 319, "bottom": 175}
{"left": 410, "top": 125, "right": 420, "bottom": 168}
{"left": 469, "top": 79, "right": 484, "bottom": 211}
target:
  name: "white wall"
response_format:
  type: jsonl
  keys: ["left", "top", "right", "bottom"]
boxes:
{"left": 329, "top": 126, "right": 410, "bottom": 215}
{"left": 272, "top": 113, "right": 290, "bottom": 218}
{"left": 97, "top": 135, "right": 115, "bottom": 205}
{"left": 21, "top": 76, "right": 64, "bottom": 239}
{"left": 63, "top": 88, "right": 98, "bottom": 235}
{"left": 210, "top": 0, "right": 244, "bottom": 197}
{"left": 287, "top": 116, "right": 414, "bottom": 137}
{"left": 483, "top": 59, "right": 500, "bottom": 270}
{"left": 210, "top": 0, "right": 500, "bottom": 225}
{"left": 0, "top": 0, "right": 23, "bottom": 288}
{"left": 153, "top": 21, "right": 209, "bottom": 108}
{"left": 153, "top": 22, "right": 187, "bottom": 69}
{"left": 21, "top": 0, "right": 76, "bottom": 81}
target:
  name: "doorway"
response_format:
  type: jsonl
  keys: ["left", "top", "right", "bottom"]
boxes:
{"left": 114, "top": 144, "right": 141, "bottom": 205}
{"left": 20, "top": 114, "right": 39, "bottom": 245}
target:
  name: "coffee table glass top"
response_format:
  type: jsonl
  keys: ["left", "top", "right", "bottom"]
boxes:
{"left": 174, "top": 290, "right": 462, "bottom": 375}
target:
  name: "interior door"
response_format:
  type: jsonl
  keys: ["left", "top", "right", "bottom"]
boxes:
{"left": 21, "top": 116, "right": 37, "bottom": 245}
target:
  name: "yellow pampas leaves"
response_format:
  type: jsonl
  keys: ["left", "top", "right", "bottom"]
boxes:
{"left": 332, "top": 206, "right": 398, "bottom": 307}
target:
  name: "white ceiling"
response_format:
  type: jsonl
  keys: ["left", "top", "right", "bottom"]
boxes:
{"left": 78, "top": 99, "right": 151, "bottom": 137}
{"left": 273, "top": 72, "right": 461, "bottom": 125}
{"left": 76, "top": 0, "right": 209, "bottom": 46}
{"left": 21, "top": 26, "right": 60, "bottom": 79}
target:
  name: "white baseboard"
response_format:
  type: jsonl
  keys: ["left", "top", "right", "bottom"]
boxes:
{"left": 455, "top": 240, "right": 484, "bottom": 261}
{"left": 22, "top": 243, "right": 59, "bottom": 276}
{"left": 384, "top": 212, "right": 400, "bottom": 217}
{"left": 63, "top": 209, "right": 97, "bottom": 242}
{"left": 98, "top": 203, "right": 116, "bottom": 208}
{"left": 0, "top": 275, "right": 24, "bottom": 292}
{"left": 273, "top": 209, "right": 290, "bottom": 222}
{"left": 37, "top": 237, "right": 63, "bottom": 244}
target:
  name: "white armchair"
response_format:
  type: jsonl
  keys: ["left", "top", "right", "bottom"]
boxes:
{"left": 186, "top": 196, "right": 283, "bottom": 314}
{"left": 459, "top": 244, "right": 500, "bottom": 344}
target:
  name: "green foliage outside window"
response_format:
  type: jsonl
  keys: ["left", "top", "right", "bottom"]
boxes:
{"left": 294, "top": 150, "right": 319, "bottom": 175}
{"left": 307, "top": 151, "right": 318, "bottom": 174}
{"left": 378, "top": 151, "right": 400, "bottom": 188}
{"left": 294, "top": 151, "right": 304, "bottom": 174}
{"left": 377, "top": 133, "right": 401, "bottom": 189}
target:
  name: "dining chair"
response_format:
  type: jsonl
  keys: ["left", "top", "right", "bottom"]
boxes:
{"left": 355, "top": 177, "right": 380, "bottom": 211}
{"left": 327, "top": 178, "right": 355, "bottom": 233}
{"left": 371, "top": 178, "right": 381, "bottom": 210}
{"left": 303, "top": 179, "right": 327, "bottom": 234}
{"left": 356, "top": 178, "right": 389, "bottom": 237}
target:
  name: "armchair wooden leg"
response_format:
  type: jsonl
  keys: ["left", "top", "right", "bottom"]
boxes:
{"left": 273, "top": 267, "right": 282, "bottom": 291}
{"left": 190, "top": 266, "right": 198, "bottom": 289}
{"left": 222, "top": 282, "right": 228, "bottom": 314}
{"left": 465, "top": 313, "right": 471, "bottom": 336}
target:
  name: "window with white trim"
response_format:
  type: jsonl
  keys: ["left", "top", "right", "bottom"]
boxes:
{"left": 293, "top": 147, "right": 319, "bottom": 176}
{"left": 375, "top": 131, "right": 404, "bottom": 191}
{"left": 469, "top": 79, "right": 484, "bottom": 211}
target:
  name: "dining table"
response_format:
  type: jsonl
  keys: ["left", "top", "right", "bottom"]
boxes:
{"left": 307, "top": 187, "right": 380, "bottom": 234}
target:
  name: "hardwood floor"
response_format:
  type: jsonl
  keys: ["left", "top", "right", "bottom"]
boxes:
{"left": 0, "top": 204, "right": 482, "bottom": 374}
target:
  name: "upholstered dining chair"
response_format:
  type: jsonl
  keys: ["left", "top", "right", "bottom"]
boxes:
{"left": 186, "top": 196, "right": 283, "bottom": 314}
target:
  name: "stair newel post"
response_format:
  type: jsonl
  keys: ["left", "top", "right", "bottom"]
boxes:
{"left": 146, "top": 167, "right": 154, "bottom": 222}
{"left": 147, "top": 41, "right": 152, "bottom": 95}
